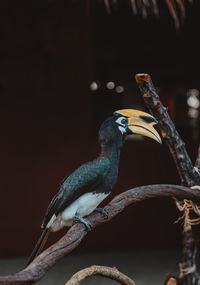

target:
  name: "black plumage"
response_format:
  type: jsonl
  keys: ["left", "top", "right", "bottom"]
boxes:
{"left": 42, "top": 116, "right": 122, "bottom": 229}
{"left": 26, "top": 109, "right": 161, "bottom": 266}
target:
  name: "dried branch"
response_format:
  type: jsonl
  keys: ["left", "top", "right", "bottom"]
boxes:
{"left": 135, "top": 73, "right": 200, "bottom": 188}
{"left": 0, "top": 184, "right": 200, "bottom": 285}
{"left": 135, "top": 73, "right": 200, "bottom": 285}
{"left": 65, "top": 265, "right": 135, "bottom": 285}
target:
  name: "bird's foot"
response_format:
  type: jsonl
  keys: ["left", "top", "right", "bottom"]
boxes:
{"left": 73, "top": 216, "right": 92, "bottom": 231}
{"left": 95, "top": 208, "right": 109, "bottom": 218}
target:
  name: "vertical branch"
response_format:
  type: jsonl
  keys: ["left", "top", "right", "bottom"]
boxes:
{"left": 135, "top": 73, "right": 200, "bottom": 285}
{"left": 135, "top": 73, "right": 200, "bottom": 187}
{"left": 179, "top": 231, "right": 198, "bottom": 285}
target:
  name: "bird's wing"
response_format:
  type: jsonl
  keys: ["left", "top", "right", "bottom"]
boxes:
{"left": 42, "top": 158, "right": 110, "bottom": 228}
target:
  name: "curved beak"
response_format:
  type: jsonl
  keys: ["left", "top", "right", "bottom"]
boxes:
{"left": 114, "top": 109, "right": 162, "bottom": 144}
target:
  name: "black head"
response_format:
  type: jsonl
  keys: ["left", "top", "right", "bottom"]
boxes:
{"left": 98, "top": 115, "right": 129, "bottom": 147}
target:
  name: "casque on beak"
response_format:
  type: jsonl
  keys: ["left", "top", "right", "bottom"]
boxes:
{"left": 115, "top": 109, "right": 162, "bottom": 144}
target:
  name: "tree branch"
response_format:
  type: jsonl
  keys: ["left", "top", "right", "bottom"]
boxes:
{"left": 65, "top": 265, "right": 135, "bottom": 285}
{"left": 0, "top": 184, "right": 200, "bottom": 285}
{"left": 135, "top": 73, "right": 200, "bottom": 187}
{"left": 135, "top": 73, "right": 200, "bottom": 285}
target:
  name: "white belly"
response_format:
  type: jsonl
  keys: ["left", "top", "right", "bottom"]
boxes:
{"left": 48, "top": 192, "right": 108, "bottom": 232}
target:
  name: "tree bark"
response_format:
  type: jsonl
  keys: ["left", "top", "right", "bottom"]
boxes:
{"left": 135, "top": 73, "right": 200, "bottom": 187}
{"left": 0, "top": 184, "right": 199, "bottom": 285}
{"left": 135, "top": 73, "right": 200, "bottom": 285}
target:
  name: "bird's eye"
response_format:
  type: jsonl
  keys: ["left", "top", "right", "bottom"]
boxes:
{"left": 121, "top": 118, "right": 127, "bottom": 125}
{"left": 115, "top": 116, "right": 128, "bottom": 126}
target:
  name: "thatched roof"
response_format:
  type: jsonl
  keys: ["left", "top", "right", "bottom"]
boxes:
{"left": 103, "top": 0, "right": 193, "bottom": 29}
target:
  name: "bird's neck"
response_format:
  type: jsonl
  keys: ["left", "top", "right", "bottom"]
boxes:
{"left": 100, "top": 140, "right": 122, "bottom": 163}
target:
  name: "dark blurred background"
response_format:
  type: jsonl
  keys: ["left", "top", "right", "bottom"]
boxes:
{"left": 0, "top": 0, "right": 200, "bottom": 258}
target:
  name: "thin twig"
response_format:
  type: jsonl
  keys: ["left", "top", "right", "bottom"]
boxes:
{"left": 65, "top": 265, "right": 135, "bottom": 285}
{"left": 0, "top": 184, "right": 199, "bottom": 285}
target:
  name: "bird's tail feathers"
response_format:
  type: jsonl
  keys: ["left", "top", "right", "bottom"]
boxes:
{"left": 26, "top": 228, "right": 50, "bottom": 267}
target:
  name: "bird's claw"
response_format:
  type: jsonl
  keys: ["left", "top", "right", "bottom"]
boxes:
{"left": 73, "top": 216, "right": 92, "bottom": 231}
{"left": 95, "top": 208, "right": 109, "bottom": 218}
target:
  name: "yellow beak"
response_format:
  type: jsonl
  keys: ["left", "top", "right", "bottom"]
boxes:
{"left": 114, "top": 109, "right": 161, "bottom": 144}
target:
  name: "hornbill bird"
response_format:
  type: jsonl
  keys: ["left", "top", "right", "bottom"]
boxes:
{"left": 26, "top": 109, "right": 161, "bottom": 266}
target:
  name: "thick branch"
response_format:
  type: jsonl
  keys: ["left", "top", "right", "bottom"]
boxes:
{"left": 65, "top": 265, "right": 135, "bottom": 285}
{"left": 0, "top": 184, "right": 200, "bottom": 285}
{"left": 135, "top": 73, "right": 200, "bottom": 187}
{"left": 135, "top": 73, "right": 200, "bottom": 285}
